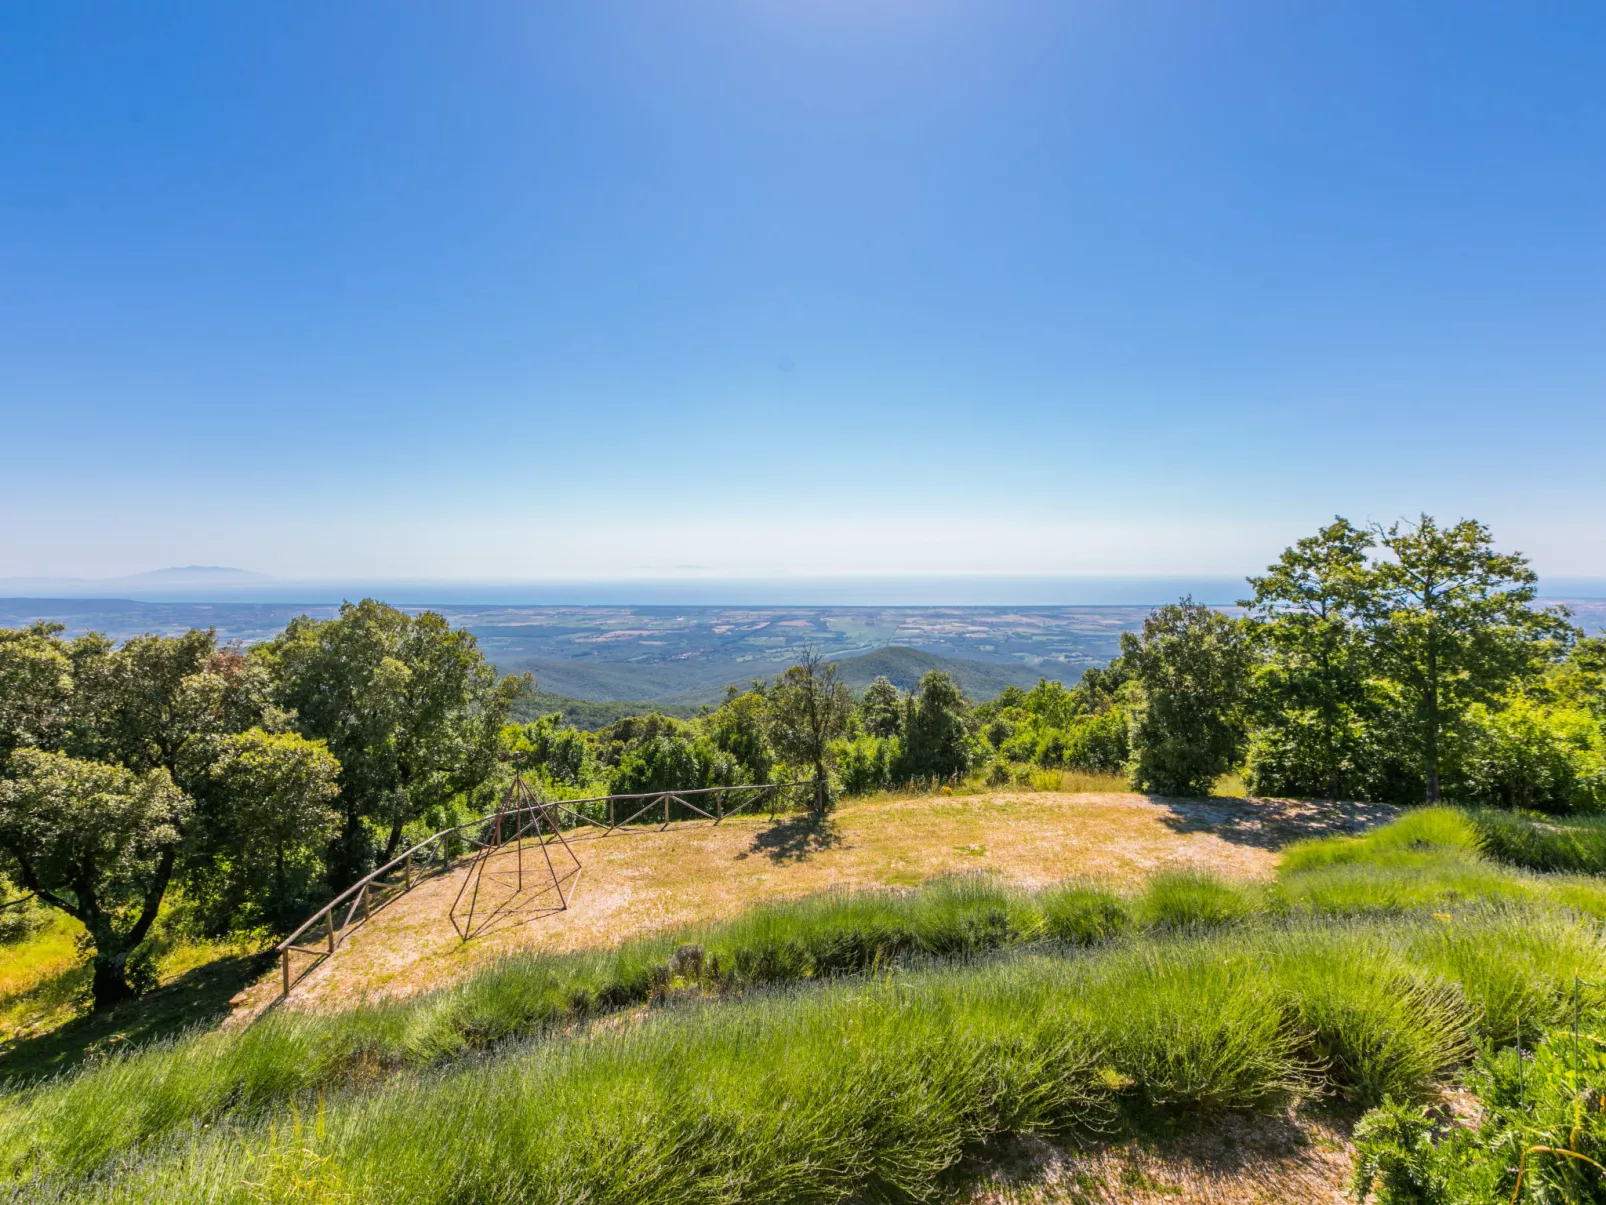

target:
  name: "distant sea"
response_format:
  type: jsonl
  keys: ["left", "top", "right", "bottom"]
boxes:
{"left": 2, "top": 574, "right": 1603, "bottom": 608}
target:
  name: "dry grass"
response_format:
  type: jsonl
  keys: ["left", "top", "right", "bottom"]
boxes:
{"left": 235, "top": 788, "right": 1392, "bottom": 1018}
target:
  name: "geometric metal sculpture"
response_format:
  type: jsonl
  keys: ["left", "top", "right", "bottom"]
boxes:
{"left": 448, "top": 772, "right": 582, "bottom": 942}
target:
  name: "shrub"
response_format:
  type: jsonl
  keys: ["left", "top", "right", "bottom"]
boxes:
{"left": 1137, "top": 870, "right": 1255, "bottom": 929}
{"left": 1449, "top": 697, "right": 1606, "bottom": 814}
{"left": 1040, "top": 884, "right": 1130, "bottom": 945}
{"left": 1355, "top": 1022, "right": 1606, "bottom": 1204}
{"left": 834, "top": 735, "right": 899, "bottom": 796}
{"left": 608, "top": 733, "right": 736, "bottom": 798}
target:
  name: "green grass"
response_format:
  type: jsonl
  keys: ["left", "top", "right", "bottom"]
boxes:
{"left": 7, "top": 802, "right": 1606, "bottom": 1199}
{"left": 0, "top": 910, "right": 271, "bottom": 1083}
{"left": 9, "top": 910, "right": 1604, "bottom": 1203}
{"left": 1270, "top": 805, "right": 1606, "bottom": 920}
{"left": 1465, "top": 807, "right": 1606, "bottom": 874}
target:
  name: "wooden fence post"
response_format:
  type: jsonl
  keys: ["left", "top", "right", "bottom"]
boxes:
{"left": 282, "top": 950, "right": 291, "bottom": 997}
{"left": 404, "top": 851, "right": 412, "bottom": 890}
{"left": 716, "top": 793, "right": 723, "bottom": 822}
{"left": 361, "top": 883, "right": 370, "bottom": 922}
{"left": 326, "top": 909, "right": 335, "bottom": 955}
{"left": 663, "top": 794, "right": 670, "bottom": 826}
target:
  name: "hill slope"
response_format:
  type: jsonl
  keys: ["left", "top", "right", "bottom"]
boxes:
{"left": 518, "top": 646, "right": 1049, "bottom": 705}
{"left": 829, "top": 646, "right": 1048, "bottom": 699}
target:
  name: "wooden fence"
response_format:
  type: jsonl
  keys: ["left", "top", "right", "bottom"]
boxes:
{"left": 274, "top": 779, "right": 817, "bottom": 996}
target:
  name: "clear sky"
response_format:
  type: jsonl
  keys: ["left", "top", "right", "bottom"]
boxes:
{"left": 3, "top": 3, "right": 1603, "bottom": 585}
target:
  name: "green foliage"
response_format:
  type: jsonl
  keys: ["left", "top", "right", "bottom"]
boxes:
{"left": 1242, "top": 518, "right": 1376, "bottom": 800}
{"left": 1366, "top": 515, "right": 1577, "bottom": 802}
{"left": 1355, "top": 1023, "right": 1606, "bottom": 1204}
{"left": 1028, "top": 708, "right": 1129, "bottom": 773}
{"left": 1466, "top": 808, "right": 1606, "bottom": 874}
{"left": 502, "top": 713, "right": 594, "bottom": 785}
{"left": 608, "top": 731, "right": 736, "bottom": 797}
{"left": 1123, "top": 598, "right": 1252, "bottom": 796}
{"left": 1278, "top": 806, "right": 1484, "bottom": 874}
{"left": 0, "top": 623, "right": 73, "bottom": 766}
{"left": 1137, "top": 870, "right": 1256, "bottom": 930}
{"left": 1352, "top": 1097, "right": 1455, "bottom": 1203}
{"left": 706, "top": 686, "right": 776, "bottom": 783}
{"left": 767, "top": 649, "right": 853, "bottom": 809}
{"left": 0, "top": 750, "right": 190, "bottom": 1008}
{"left": 182, "top": 729, "right": 341, "bottom": 934}
{"left": 1450, "top": 695, "right": 1606, "bottom": 813}
{"left": 857, "top": 675, "right": 904, "bottom": 738}
{"left": 900, "top": 670, "right": 973, "bottom": 781}
{"left": 259, "top": 599, "right": 529, "bottom": 880}
{"left": 510, "top": 692, "right": 700, "bottom": 730}
{"left": 1039, "top": 883, "right": 1131, "bottom": 945}
{"left": 833, "top": 734, "right": 900, "bottom": 795}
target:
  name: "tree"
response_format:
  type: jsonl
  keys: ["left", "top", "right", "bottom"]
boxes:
{"left": 1021, "top": 678, "right": 1079, "bottom": 728}
{"left": 1449, "top": 697, "right": 1605, "bottom": 814}
{"left": 184, "top": 729, "right": 341, "bottom": 932}
{"left": 259, "top": 600, "right": 529, "bottom": 883}
{"left": 707, "top": 687, "right": 775, "bottom": 783}
{"left": 608, "top": 732, "right": 735, "bottom": 797}
{"left": 0, "top": 750, "right": 190, "bottom": 1007}
{"left": 0, "top": 625, "right": 279, "bottom": 1005}
{"left": 1365, "top": 516, "right": 1574, "bottom": 802}
{"left": 1242, "top": 518, "right": 1375, "bottom": 799}
{"left": 858, "top": 676, "right": 904, "bottom": 738}
{"left": 503, "top": 714, "right": 593, "bottom": 786}
{"left": 901, "top": 671, "right": 973, "bottom": 780}
{"left": 1123, "top": 599, "right": 1252, "bottom": 797}
{"left": 0, "top": 622, "right": 74, "bottom": 765}
{"left": 769, "top": 649, "right": 852, "bottom": 811}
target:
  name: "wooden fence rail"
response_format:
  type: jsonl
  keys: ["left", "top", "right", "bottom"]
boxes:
{"left": 275, "top": 779, "right": 817, "bottom": 996}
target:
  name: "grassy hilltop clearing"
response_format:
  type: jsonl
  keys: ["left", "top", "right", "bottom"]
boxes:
{"left": 4, "top": 516, "right": 1606, "bottom": 1202}
{"left": 8, "top": 804, "right": 1606, "bottom": 1202}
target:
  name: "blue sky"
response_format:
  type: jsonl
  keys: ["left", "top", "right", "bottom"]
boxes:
{"left": 2, "top": 3, "right": 1603, "bottom": 585}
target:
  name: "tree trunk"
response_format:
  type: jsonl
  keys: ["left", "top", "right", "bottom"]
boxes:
{"left": 1424, "top": 647, "right": 1440, "bottom": 803}
{"left": 384, "top": 816, "right": 405, "bottom": 863}
{"left": 90, "top": 947, "right": 135, "bottom": 1011}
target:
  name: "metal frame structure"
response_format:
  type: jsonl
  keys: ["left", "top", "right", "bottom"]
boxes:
{"left": 273, "top": 778, "right": 817, "bottom": 997}
{"left": 448, "top": 773, "right": 581, "bottom": 941}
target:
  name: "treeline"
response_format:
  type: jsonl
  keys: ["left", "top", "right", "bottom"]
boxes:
{"left": 972, "top": 515, "right": 1604, "bottom": 807}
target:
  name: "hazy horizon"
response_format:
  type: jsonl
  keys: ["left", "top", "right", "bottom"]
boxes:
{"left": 6, "top": 567, "right": 1606, "bottom": 609}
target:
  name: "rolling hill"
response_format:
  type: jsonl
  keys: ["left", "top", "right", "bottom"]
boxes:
{"left": 513, "top": 645, "right": 1049, "bottom": 706}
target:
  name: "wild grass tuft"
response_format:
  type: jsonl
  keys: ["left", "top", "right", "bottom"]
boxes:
{"left": 1137, "top": 870, "right": 1256, "bottom": 930}
{"left": 1039, "top": 882, "right": 1131, "bottom": 945}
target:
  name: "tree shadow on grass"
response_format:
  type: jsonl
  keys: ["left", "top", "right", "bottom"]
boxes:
{"left": 747, "top": 813, "right": 846, "bottom": 864}
{"left": 0, "top": 951, "right": 272, "bottom": 1086}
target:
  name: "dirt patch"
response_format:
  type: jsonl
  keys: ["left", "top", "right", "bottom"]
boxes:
{"left": 965, "top": 1106, "right": 1357, "bottom": 1204}
{"left": 234, "top": 791, "right": 1392, "bottom": 1019}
